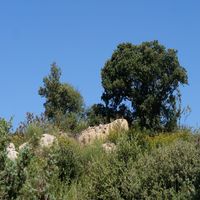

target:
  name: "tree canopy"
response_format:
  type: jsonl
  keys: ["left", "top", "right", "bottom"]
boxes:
{"left": 38, "top": 63, "right": 84, "bottom": 122}
{"left": 101, "top": 40, "right": 188, "bottom": 131}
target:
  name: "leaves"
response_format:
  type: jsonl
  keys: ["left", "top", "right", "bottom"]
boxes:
{"left": 38, "top": 63, "right": 84, "bottom": 131}
{"left": 101, "top": 40, "right": 188, "bottom": 131}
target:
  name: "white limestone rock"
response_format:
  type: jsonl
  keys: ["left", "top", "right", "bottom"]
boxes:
{"left": 102, "top": 142, "right": 116, "bottom": 152}
{"left": 19, "top": 142, "right": 28, "bottom": 151}
{"left": 40, "top": 134, "right": 56, "bottom": 147}
{"left": 6, "top": 143, "right": 18, "bottom": 161}
{"left": 78, "top": 119, "right": 129, "bottom": 145}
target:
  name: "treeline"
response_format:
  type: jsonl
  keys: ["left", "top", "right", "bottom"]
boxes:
{"left": 36, "top": 40, "right": 188, "bottom": 134}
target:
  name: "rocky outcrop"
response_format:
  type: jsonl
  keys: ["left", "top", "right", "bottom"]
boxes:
{"left": 40, "top": 134, "right": 56, "bottom": 147}
{"left": 6, "top": 120, "right": 127, "bottom": 160}
{"left": 6, "top": 143, "right": 18, "bottom": 161}
{"left": 6, "top": 134, "right": 56, "bottom": 160}
{"left": 78, "top": 119, "right": 129, "bottom": 145}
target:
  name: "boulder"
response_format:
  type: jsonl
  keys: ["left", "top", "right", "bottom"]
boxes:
{"left": 102, "top": 142, "right": 116, "bottom": 152}
{"left": 78, "top": 119, "right": 129, "bottom": 145}
{"left": 109, "top": 119, "right": 129, "bottom": 132}
{"left": 6, "top": 143, "right": 18, "bottom": 161}
{"left": 19, "top": 142, "right": 28, "bottom": 151}
{"left": 40, "top": 134, "right": 56, "bottom": 147}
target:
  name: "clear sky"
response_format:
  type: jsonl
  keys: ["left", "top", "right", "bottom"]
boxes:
{"left": 0, "top": 1, "right": 199, "bottom": 129}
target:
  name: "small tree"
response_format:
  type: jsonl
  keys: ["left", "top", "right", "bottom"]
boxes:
{"left": 39, "top": 63, "right": 84, "bottom": 127}
{"left": 101, "top": 41, "right": 188, "bottom": 131}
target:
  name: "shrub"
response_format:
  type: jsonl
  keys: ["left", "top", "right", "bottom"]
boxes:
{"left": 0, "top": 118, "right": 12, "bottom": 149}
{"left": 15, "top": 112, "right": 48, "bottom": 135}
{"left": 25, "top": 123, "right": 44, "bottom": 147}
{"left": 53, "top": 137, "right": 83, "bottom": 184}
{"left": 0, "top": 118, "right": 11, "bottom": 171}
{"left": 107, "top": 126, "right": 127, "bottom": 144}
{"left": 0, "top": 146, "right": 33, "bottom": 200}
{"left": 79, "top": 130, "right": 146, "bottom": 200}
{"left": 17, "top": 156, "right": 57, "bottom": 199}
{"left": 115, "top": 130, "right": 146, "bottom": 165}
{"left": 121, "top": 140, "right": 200, "bottom": 199}
{"left": 80, "top": 155, "right": 123, "bottom": 200}
{"left": 56, "top": 112, "right": 88, "bottom": 135}
{"left": 146, "top": 131, "right": 192, "bottom": 149}
{"left": 80, "top": 140, "right": 107, "bottom": 169}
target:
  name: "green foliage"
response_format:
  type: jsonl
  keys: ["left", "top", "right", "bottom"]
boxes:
{"left": 115, "top": 129, "right": 147, "bottom": 164}
{"left": 107, "top": 129, "right": 124, "bottom": 144}
{"left": 17, "top": 156, "right": 58, "bottom": 199}
{"left": 146, "top": 131, "right": 191, "bottom": 149}
{"left": 0, "top": 40, "right": 194, "bottom": 199}
{"left": 78, "top": 130, "right": 146, "bottom": 200}
{"left": 78, "top": 133, "right": 200, "bottom": 200}
{"left": 2, "top": 117, "right": 199, "bottom": 199}
{"left": 17, "top": 144, "right": 80, "bottom": 200}
{"left": 0, "top": 146, "right": 33, "bottom": 200}
{"left": 13, "top": 116, "right": 60, "bottom": 150}
{"left": 53, "top": 137, "right": 83, "bottom": 184}
{"left": 0, "top": 118, "right": 12, "bottom": 135}
{"left": 121, "top": 140, "right": 200, "bottom": 199}
{"left": 86, "top": 104, "right": 109, "bottom": 126}
{"left": 0, "top": 118, "right": 12, "bottom": 176}
{"left": 81, "top": 158, "right": 123, "bottom": 200}
{"left": 106, "top": 121, "right": 130, "bottom": 144}
{"left": 38, "top": 63, "right": 84, "bottom": 131}
{"left": 10, "top": 134, "right": 26, "bottom": 150}
{"left": 81, "top": 140, "right": 106, "bottom": 166}
{"left": 56, "top": 112, "right": 88, "bottom": 134}
{"left": 21, "top": 123, "right": 44, "bottom": 148}
{"left": 101, "top": 40, "right": 188, "bottom": 131}
{"left": 0, "top": 118, "right": 12, "bottom": 150}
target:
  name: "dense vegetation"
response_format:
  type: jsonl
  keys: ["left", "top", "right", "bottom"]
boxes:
{"left": 1, "top": 118, "right": 200, "bottom": 199}
{"left": 1, "top": 41, "right": 197, "bottom": 199}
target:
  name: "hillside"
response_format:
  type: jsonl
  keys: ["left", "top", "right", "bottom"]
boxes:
{"left": 1, "top": 118, "right": 200, "bottom": 199}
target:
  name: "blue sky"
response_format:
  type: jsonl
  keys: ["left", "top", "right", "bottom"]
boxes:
{"left": 0, "top": 1, "right": 199, "bottom": 129}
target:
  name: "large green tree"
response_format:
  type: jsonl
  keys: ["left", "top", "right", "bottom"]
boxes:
{"left": 39, "top": 63, "right": 84, "bottom": 123}
{"left": 101, "top": 41, "right": 188, "bottom": 131}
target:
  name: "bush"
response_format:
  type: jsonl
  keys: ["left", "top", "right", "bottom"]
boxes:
{"left": 79, "top": 130, "right": 146, "bottom": 200}
{"left": 17, "top": 144, "right": 81, "bottom": 200}
{"left": 146, "top": 131, "right": 192, "bottom": 149}
{"left": 56, "top": 112, "right": 88, "bottom": 135}
{"left": 25, "top": 123, "right": 44, "bottom": 147}
{"left": 81, "top": 140, "right": 106, "bottom": 164}
{"left": 80, "top": 155, "right": 123, "bottom": 200}
{"left": 115, "top": 129, "right": 146, "bottom": 165}
{"left": 0, "top": 118, "right": 12, "bottom": 149}
{"left": 53, "top": 137, "right": 83, "bottom": 184}
{"left": 17, "top": 156, "right": 58, "bottom": 199}
{"left": 106, "top": 126, "right": 127, "bottom": 144}
{"left": 0, "top": 118, "right": 11, "bottom": 171}
{"left": 0, "top": 146, "right": 33, "bottom": 200}
{"left": 15, "top": 112, "right": 48, "bottom": 135}
{"left": 121, "top": 140, "right": 200, "bottom": 199}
